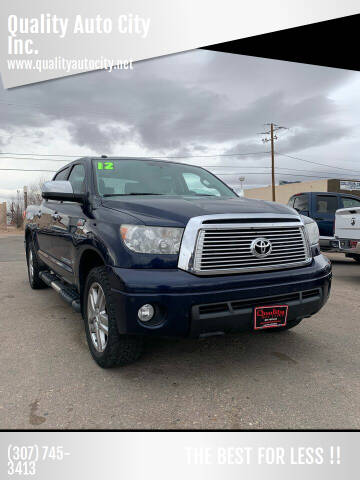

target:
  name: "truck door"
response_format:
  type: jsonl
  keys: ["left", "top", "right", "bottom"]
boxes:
{"left": 50, "top": 163, "right": 87, "bottom": 283}
{"left": 313, "top": 194, "right": 339, "bottom": 237}
{"left": 36, "top": 166, "right": 71, "bottom": 257}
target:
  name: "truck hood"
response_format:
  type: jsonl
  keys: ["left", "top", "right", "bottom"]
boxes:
{"left": 101, "top": 195, "right": 296, "bottom": 227}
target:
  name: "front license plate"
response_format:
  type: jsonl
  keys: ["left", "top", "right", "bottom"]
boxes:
{"left": 254, "top": 305, "right": 288, "bottom": 330}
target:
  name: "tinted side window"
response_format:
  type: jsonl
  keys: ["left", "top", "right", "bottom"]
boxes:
{"left": 68, "top": 164, "right": 86, "bottom": 194}
{"left": 316, "top": 195, "right": 338, "bottom": 213}
{"left": 54, "top": 167, "right": 71, "bottom": 181}
{"left": 341, "top": 197, "right": 360, "bottom": 208}
{"left": 293, "top": 195, "right": 309, "bottom": 211}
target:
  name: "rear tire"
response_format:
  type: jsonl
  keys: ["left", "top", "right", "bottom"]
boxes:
{"left": 27, "top": 240, "right": 47, "bottom": 289}
{"left": 83, "top": 266, "right": 143, "bottom": 368}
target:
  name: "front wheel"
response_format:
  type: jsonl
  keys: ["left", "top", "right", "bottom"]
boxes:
{"left": 352, "top": 255, "right": 360, "bottom": 263}
{"left": 27, "top": 241, "right": 47, "bottom": 289}
{"left": 83, "top": 266, "right": 143, "bottom": 368}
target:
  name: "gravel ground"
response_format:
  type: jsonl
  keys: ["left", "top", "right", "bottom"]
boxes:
{"left": 0, "top": 235, "right": 359, "bottom": 429}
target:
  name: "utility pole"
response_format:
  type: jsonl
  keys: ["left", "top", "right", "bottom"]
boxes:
{"left": 239, "top": 176, "right": 245, "bottom": 196}
{"left": 259, "top": 123, "right": 287, "bottom": 202}
{"left": 16, "top": 190, "right": 21, "bottom": 228}
{"left": 270, "top": 123, "right": 275, "bottom": 202}
{"left": 24, "top": 186, "right": 28, "bottom": 210}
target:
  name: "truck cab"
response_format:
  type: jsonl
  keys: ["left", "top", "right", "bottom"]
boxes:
{"left": 287, "top": 191, "right": 360, "bottom": 251}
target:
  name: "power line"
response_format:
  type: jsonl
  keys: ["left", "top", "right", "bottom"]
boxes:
{"left": 0, "top": 149, "right": 358, "bottom": 173}
{"left": 217, "top": 172, "right": 360, "bottom": 179}
{"left": 2, "top": 159, "right": 359, "bottom": 176}
{"left": 2, "top": 164, "right": 360, "bottom": 178}
{"left": 2, "top": 150, "right": 360, "bottom": 179}
{"left": 1, "top": 168, "right": 359, "bottom": 183}
{"left": 1, "top": 153, "right": 360, "bottom": 176}
{"left": 0, "top": 156, "right": 70, "bottom": 162}
{"left": 0, "top": 152, "right": 80, "bottom": 158}
{"left": 0, "top": 158, "right": 324, "bottom": 171}
{"left": 207, "top": 167, "right": 360, "bottom": 176}
{"left": 152, "top": 152, "right": 269, "bottom": 159}
{"left": 0, "top": 151, "right": 270, "bottom": 160}
{"left": 276, "top": 152, "right": 359, "bottom": 173}
{"left": 0, "top": 168, "right": 56, "bottom": 172}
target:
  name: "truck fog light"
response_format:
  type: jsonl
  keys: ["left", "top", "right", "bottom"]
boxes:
{"left": 138, "top": 304, "right": 155, "bottom": 322}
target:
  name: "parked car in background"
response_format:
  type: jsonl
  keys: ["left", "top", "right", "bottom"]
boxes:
{"left": 287, "top": 191, "right": 360, "bottom": 251}
{"left": 335, "top": 206, "right": 360, "bottom": 263}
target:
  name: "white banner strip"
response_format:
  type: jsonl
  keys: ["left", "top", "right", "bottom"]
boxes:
{"left": 0, "top": 0, "right": 359, "bottom": 87}
{"left": 1, "top": 432, "right": 358, "bottom": 479}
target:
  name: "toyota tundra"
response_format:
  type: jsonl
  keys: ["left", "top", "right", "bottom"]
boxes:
{"left": 25, "top": 157, "right": 332, "bottom": 367}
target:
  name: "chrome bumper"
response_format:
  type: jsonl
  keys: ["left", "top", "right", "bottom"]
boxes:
{"left": 336, "top": 238, "right": 360, "bottom": 254}
{"left": 319, "top": 236, "right": 341, "bottom": 252}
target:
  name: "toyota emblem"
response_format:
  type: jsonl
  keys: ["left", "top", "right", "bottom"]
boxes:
{"left": 251, "top": 238, "right": 273, "bottom": 258}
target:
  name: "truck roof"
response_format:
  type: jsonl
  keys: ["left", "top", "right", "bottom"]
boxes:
{"left": 293, "top": 191, "right": 360, "bottom": 197}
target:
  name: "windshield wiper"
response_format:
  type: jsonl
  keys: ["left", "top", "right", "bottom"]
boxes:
{"left": 103, "top": 193, "right": 163, "bottom": 197}
{"left": 191, "top": 193, "right": 217, "bottom": 197}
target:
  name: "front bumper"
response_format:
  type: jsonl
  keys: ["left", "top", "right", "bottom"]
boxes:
{"left": 108, "top": 254, "right": 332, "bottom": 338}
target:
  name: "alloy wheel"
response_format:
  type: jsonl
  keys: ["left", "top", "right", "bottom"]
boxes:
{"left": 87, "top": 282, "right": 109, "bottom": 352}
{"left": 28, "top": 249, "right": 34, "bottom": 282}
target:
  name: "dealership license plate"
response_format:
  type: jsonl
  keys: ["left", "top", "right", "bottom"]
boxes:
{"left": 254, "top": 305, "right": 288, "bottom": 330}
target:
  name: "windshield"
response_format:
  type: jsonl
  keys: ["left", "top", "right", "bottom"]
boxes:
{"left": 93, "top": 159, "right": 237, "bottom": 198}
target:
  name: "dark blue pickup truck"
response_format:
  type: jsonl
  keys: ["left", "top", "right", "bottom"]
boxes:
{"left": 287, "top": 191, "right": 360, "bottom": 251}
{"left": 25, "top": 157, "right": 332, "bottom": 367}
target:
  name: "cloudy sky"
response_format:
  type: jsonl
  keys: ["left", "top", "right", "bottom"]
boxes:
{"left": 1, "top": 49, "right": 360, "bottom": 201}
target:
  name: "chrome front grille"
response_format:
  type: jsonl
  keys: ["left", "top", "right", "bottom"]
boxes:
{"left": 193, "top": 224, "right": 311, "bottom": 274}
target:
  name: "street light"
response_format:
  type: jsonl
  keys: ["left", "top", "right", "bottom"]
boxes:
{"left": 239, "top": 176, "right": 245, "bottom": 192}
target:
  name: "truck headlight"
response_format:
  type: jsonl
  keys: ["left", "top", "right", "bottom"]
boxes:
{"left": 120, "top": 225, "right": 184, "bottom": 254}
{"left": 302, "top": 216, "right": 320, "bottom": 246}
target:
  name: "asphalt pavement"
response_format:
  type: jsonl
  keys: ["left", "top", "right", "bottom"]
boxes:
{"left": 0, "top": 234, "right": 359, "bottom": 429}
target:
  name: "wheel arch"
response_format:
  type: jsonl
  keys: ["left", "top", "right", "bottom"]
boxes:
{"left": 77, "top": 247, "right": 106, "bottom": 312}
{"left": 24, "top": 226, "right": 35, "bottom": 257}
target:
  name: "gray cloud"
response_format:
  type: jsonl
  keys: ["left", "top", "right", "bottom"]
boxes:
{"left": 0, "top": 51, "right": 355, "bottom": 154}
{"left": 0, "top": 50, "right": 359, "bottom": 200}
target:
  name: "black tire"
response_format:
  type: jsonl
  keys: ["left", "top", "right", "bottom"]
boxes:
{"left": 83, "top": 266, "right": 143, "bottom": 368}
{"left": 352, "top": 255, "right": 360, "bottom": 263}
{"left": 26, "top": 240, "right": 47, "bottom": 289}
{"left": 263, "top": 318, "right": 303, "bottom": 332}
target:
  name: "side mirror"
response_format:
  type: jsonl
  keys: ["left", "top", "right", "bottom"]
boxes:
{"left": 41, "top": 181, "right": 85, "bottom": 203}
